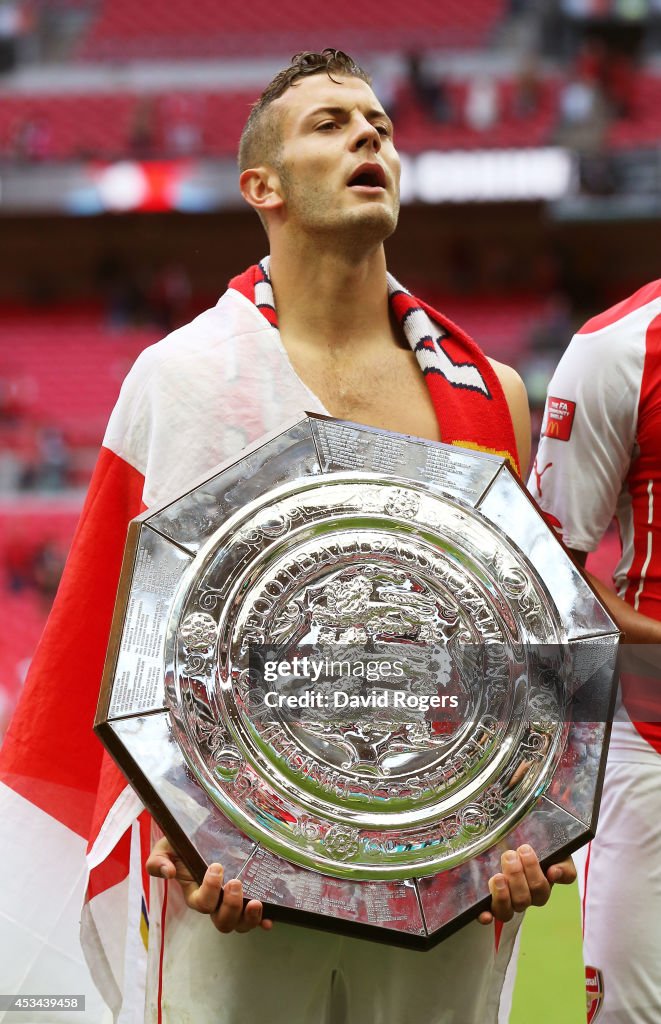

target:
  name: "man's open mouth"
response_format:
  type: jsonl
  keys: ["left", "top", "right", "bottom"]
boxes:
{"left": 347, "top": 163, "right": 386, "bottom": 189}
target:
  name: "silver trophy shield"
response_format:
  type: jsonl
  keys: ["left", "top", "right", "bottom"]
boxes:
{"left": 96, "top": 413, "right": 619, "bottom": 949}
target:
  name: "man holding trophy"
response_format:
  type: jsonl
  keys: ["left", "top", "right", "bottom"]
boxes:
{"left": 0, "top": 48, "right": 582, "bottom": 1024}
{"left": 137, "top": 49, "right": 576, "bottom": 1022}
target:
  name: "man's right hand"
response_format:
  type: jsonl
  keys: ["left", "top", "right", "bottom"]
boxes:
{"left": 146, "top": 836, "right": 273, "bottom": 934}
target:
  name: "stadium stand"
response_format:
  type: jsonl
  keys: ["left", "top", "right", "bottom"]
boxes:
{"left": 4, "top": 68, "right": 661, "bottom": 163}
{"left": 0, "top": 312, "right": 158, "bottom": 447}
{"left": 0, "top": 310, "right": 159, "bottom": 724}
{"left": 393, "top": 76, "right": 563, "bottom": 153}
{"left": 416, "top": 292, "right": 550, "bottom": 363}
{"left": 1, "top": 94, "right": 137, "bottom": 161}
{"left": 0, "top": 502, "right": 79, "bottom": 732}
{"left": 0, "top": 79, "right": 563, "bottom": 161}
{"left": 77, "top": 0, "right": 507, "bottom": 60}
{"left": 607, "top": 69, "right": 661, "bottom": 148}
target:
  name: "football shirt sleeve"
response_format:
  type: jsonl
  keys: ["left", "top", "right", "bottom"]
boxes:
{"left": 528, "top": 321, "right": 643, "bottom": 553}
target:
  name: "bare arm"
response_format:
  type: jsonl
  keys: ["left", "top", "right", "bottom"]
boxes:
{"left": 489, "top": 359, "right": 532, "bottom": 478}
{"left": 570, "top": 548, "right": 661, "bottom": 643}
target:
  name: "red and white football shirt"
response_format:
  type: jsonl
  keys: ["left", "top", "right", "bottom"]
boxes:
{"left": 529, "top": 279, "right": 661, "bottom": 756}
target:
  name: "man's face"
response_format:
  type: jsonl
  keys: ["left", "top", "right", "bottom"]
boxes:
{"left": 270, "top": 74, "right": 401, "bottom": 245}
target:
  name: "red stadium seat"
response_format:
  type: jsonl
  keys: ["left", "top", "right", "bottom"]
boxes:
{"left": 77, "top": 0, "right": 508, "bottom": 60}
{"left": 607, "top": 71, "right": 661, "bottom": 150}
{"left": 0, "top": 312, "right": 159, "bottom": 444}
{"left": 0, "top": 77, "right": 568, "bottom": 162}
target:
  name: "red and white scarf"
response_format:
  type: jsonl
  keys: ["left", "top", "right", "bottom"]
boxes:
{"left": 230, "top": 257, "right": 519, "bottom": 472}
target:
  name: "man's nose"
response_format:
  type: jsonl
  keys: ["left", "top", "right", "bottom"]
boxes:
{"left": 352, "top": 119, "right": 381, "bottom": 152}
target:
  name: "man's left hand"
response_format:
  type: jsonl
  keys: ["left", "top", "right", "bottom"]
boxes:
{"left": 479, "top": 846, "right": 576, "bottom": 925}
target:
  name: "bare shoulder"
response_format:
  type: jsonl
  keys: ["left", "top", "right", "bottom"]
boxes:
{"left": 488, "top": 358, "right": 527, "bottom": 402}
{"left": 488, "top": 358, "right": 531, "bottom": 477}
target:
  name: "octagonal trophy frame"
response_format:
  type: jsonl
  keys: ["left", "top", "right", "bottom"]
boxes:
{"left": 95, "top": 412, "right": 619, "bottom": 950}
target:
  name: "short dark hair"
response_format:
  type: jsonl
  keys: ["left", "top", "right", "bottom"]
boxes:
{"left": 238, "top": 49, "right": 372, "bottom": 173}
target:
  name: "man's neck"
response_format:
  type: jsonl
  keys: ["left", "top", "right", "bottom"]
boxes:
{"left": 268, "top": 240, "right": 395, "bottom": 353}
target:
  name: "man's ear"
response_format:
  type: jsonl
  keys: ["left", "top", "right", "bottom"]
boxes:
{"left": 239, "top": 166, "right": 284, "bottom": 218}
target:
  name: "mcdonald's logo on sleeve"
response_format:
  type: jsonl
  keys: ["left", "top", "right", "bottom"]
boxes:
{"left": 542, "top": 397, "right": 576, "bottom": 442}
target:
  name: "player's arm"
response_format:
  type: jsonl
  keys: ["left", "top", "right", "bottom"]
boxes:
{"left": 570, "top": 547, "right": 661, "bottom": 643}
{"left": 489, "top": 359, "right": 532, "bottom": 477}
{"left": 530, "top": 322, "right": 658, "bottom": 640}
{"left": 529, "top": 320, "right": 639, "bottom": 554}
{"left": 146, "top": 836, "right": 273, "bottom": 934}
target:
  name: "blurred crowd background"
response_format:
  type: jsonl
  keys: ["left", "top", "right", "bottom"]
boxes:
{"left": 0, "top": 0, "right": 654, "bottom": 737}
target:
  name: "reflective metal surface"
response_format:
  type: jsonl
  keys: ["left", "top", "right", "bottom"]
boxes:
{"left": 107, "top": 528, "right": 192, "bottom": 719}
{"left": 96, "top": 413, "right": 619, "bottom": 947}
{"left": 166, "top": 474, "right": 571, "bottom": 879}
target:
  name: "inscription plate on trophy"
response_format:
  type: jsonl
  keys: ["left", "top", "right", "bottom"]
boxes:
{"left": 96, "top": 413, "right": 619, "bottom": 949}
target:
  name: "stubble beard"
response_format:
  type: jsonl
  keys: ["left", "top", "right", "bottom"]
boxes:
{"left": 279, "top": 163, "right": 400, "bottom": 257}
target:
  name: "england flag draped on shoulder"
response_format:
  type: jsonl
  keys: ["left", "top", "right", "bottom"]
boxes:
{"left": 0, "top": 266, "right": 517, "bottom": 1022}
